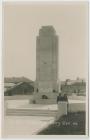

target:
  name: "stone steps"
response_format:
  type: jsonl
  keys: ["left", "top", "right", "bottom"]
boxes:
{"left": 6, "top": 109, "right": 57, "bottom": 117}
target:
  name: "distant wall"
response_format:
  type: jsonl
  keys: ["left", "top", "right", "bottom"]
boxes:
{"left": 68, "top": 102, "right": 85, "bottom": 112}
{"left": 57, "top": 101, "right": 85, "bottom": 119}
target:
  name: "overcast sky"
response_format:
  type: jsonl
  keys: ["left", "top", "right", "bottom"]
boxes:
{"left": 4, "top": 2, "right": 88, "bottom": 81}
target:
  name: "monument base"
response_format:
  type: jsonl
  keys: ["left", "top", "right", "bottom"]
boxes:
{"left": 31, "top": 92, "right": 59, "bottom": 104}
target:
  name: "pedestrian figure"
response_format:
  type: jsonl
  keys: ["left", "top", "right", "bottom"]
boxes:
{"left": 63, "top": 93, "right": 68, "bottom": 101}
{"left": 63, "top": 93, "right": 68, "bottom": 113}
{"left": 57, "top": 93, "right": 61, "bottom": 103}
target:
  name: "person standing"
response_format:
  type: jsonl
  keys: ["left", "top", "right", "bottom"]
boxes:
{"left": 63, "top": 93, "right": 68, "bottom": 113}
{"left": 57, "top": 93, "right": 61, "bottom": 103}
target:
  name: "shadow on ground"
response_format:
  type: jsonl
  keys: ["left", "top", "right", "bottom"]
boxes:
{"left": 38, "top": 111, "right": 85, "bottom": 135}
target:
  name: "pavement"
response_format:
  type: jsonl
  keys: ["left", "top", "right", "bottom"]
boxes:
{"left": 3, "top": 116, "right": 55, "bottom": 137}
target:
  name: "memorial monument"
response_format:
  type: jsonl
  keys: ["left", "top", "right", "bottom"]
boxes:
{"left": 33, "top": 26, "right": 59, "bottom": 104}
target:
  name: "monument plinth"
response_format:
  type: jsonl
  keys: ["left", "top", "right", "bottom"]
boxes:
{"left": 33, "top": 26, "right": 59, "bottom": 104}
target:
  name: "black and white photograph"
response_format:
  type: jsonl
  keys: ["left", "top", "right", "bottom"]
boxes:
{"left": 2, "top": 1, "right": 88, "bottom": 137}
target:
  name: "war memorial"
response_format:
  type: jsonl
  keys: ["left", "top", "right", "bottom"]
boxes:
{"left": 5, "top": 26, "right": 85, "bottom": 114}
{"left": 3, "top": 1, "right": 87, "bottom": 135}
{"left": 4, "top": 26, "right": 86, "bottom": 136}
{"left": 33, "top": 26, "right": 59, "bottom": 104}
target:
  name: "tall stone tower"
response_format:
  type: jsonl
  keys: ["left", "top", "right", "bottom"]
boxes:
{"left": 33, "top": 26, "right": 59, "bottom": 104}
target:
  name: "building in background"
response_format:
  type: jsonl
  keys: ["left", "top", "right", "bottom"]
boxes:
{"left": 4, "top": 77, "right": 34, "bottom": 96}
{"left": 61, "top": 78, "right": 86, "bottom": 96}
{"left": 4, "top": 77, "right": 86, "bottom": 96}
